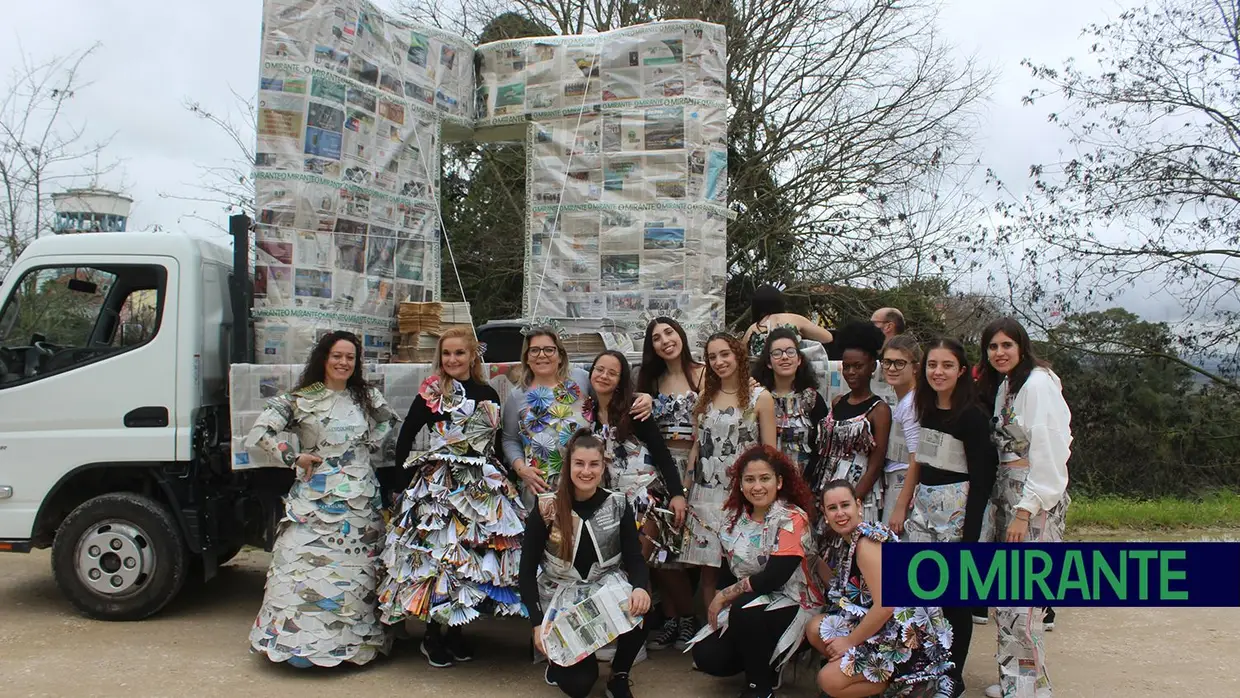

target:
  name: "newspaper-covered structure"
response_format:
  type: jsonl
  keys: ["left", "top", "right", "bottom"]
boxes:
{"left": 252, "top": 0, "right": 475, "bottom": 364}
{"left": 229, "top": 354, "right": 895, "bottom": 470}
{"left": 474, "top": 21, "right": 731, "bottom": 344}
{"left": 540, "top": 578, "right": 640, "bottom": 667}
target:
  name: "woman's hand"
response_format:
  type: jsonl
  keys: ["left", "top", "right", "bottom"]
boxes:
{"left": 749, "top": 376, "right": 762, "bottom": 391}
{"left": 515, "top": 461, "right": 551, "bottom": 494}
{"left": 823, "top": 636, "right": 855, "bottom": 661}
{"left": 294, "top": 453, "right": 322, "bottom": 480}
{"left": 706, "top": 592, "right": 727, "bottom": 630}
{"left": 532, "top": 624, "right": 546, "bottom": 657}
{"left": 630, "top": 393, "right": 653, "bottom": 420}
{"left": 668, "top": 495, "right": 687, "bottom": 528}
{"left": 1006, "top": 512, "right": 1031, "bottom": 543}
{"left": 889, "top": 508, "right": 906, "bottom": 536}
{"left": 628, "top": 588, "right": 651, "bottom": 617}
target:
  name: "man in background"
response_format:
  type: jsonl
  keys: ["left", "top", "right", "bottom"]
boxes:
{"left": 870, "top": 307, "right": 905, "bottom": 339}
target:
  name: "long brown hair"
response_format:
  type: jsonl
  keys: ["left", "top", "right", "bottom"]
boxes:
{"left": 914, "top": 337, "right": 977, "bottom": 425}
{"left": 434, "top": 326, "right": 485, "bottom": 385}
{"left": 636, "top": 317, "right": 703, "bottom": 394}
{"left": 977, "top": 317, "right": 1051, "bottom": 407}
{"left": 696, "top": 332, "right": 751, "bottom": 417}
{"left": 297, "top": 330, "right": 376, "bottom": 417}
{"left": 552, "top": 429, "right": 606, "bottom": 559}
{"left": 590, "top": 350, "right": 635, "bottom": 442}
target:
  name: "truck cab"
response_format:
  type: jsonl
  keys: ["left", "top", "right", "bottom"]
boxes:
{"left": 0, "top": 230, "right": 285, "bottom": 620}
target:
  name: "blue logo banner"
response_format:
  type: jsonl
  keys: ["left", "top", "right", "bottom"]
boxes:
{"left": 881, "top": 543, "right": 1240, "bottom": 607}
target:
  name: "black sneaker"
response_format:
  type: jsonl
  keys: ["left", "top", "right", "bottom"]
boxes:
{"left": 420, "top": 635, "right": 454, "bottom": 668}
{"left": 675, "top": 615, "right": 700, "bottom": 650}
{"left": 444, "top": 626, "right": 474, "bottom": 662}
{"left": 1043, "top": 606, "right": 1056, "bottom": 631}
{"left": 738, "top": 683, "right": 773, "bottom": 698}
{"left": 646, "top": 617, "right": 679, "bottom": 650}
{"left": 605, "top": 672, "right": 634, "bottom": 698}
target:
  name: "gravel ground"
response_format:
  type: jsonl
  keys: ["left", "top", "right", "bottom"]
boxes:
{"left": 0, "top": 548, "right": 1236, "bottom": 697}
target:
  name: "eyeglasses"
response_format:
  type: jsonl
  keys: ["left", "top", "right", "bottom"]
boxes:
{"left": 769, "top": 348, "right": 798, "bottom": 359}
{"left": 528, "top": 346, "right": 558, "bottom": 357}
{"left": 880, "top": 359, "right": 910, "bottom": 371}
{"left": 592, "top": 367, "right": 621, "bottom": 379}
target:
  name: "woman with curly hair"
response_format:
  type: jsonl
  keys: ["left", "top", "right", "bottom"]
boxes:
{"left": 807, "top": 480, "right": 955, "bottom": 698}
{"left": 689, "top": 446, "right": 823, "bottom": 698}
{"left": 681, "top": 333, "right": 776, "bottom": 607}
{"left": 378, "top": 327, "right": 525, "bottom": 667}
{"left": 812, "top": 322, "right": 892, "bottom": 519}
{"left": 245, "top": 330, "right": 399, "bottom": 668}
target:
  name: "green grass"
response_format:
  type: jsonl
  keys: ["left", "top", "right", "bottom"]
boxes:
{"left": 1067, "top": 492, "right": 1240, "bottom": 531}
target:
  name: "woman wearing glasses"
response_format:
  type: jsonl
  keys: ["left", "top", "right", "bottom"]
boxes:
{"left": 502, "top": 328, "right": 653, "bottom": 507}
{"left": 753, "top": 327, "right": 827, "bottom": 479}
{"left": 877, "top": 335, "right": 922, "bottom": 530}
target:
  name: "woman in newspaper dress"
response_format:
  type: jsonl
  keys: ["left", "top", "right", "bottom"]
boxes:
{"left": 377, "top": 328, "right": 525, "bottom": 668}
{"left": 684, "top": 333, "right": 776, "bottom": 608}
{"left": 635, "top": 316, "right": 706, "bottom": 650}
{"left": 881, "top": 335, "right": 924, "bottom": 531}
{"left": 977, "top": 318, "right": 1073, "bottom": 698}
{"left": 689, "top": 446, "right": 824, "bottom": 698}
{"left": 808, "top": 480, "right": 955, "bottom": 698}
{"left": 245, "top": 331, "right": 399, "bottom": 668}
{"left": 753, "top": 327, "right": 828, "bottom": 479}
{"left": 520, "top": 430, "right": 652, "bottom": 698}
{"left": 586, "top": 350, "right": 687, "bottom": 546}
{"left": 812, "top": 323, "right": 892, "bottom": 520}
{"left": 503, "top": 327, "right": 652, "bottom": 508}
{"left": 903, "top": 338, "right": 997, "bottom": 694}
{"left": 741, "top": 284, "right": 835, "bottom": 359}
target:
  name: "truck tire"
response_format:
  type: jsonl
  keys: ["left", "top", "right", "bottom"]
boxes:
{"left": 51, "top": 492, "right": 188, "bottom": 621}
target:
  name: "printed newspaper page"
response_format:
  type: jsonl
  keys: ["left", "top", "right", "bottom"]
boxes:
{"left": 541, "top": 578, "right": 640, "bottom": 666}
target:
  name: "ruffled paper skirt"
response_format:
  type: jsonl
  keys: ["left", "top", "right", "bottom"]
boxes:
{"left": 249, "top": 480, "right": 390, "bottom": 667}
{"left": 377, "top": 455, "right": 526, "bottom": 626}
{"left": 818, "top": 606, "right": 955, "bottom": 695}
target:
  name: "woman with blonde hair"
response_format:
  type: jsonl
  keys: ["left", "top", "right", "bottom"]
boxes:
{"left": 380, "top": 326, "right": 525, "bottom": 667}
{"left": 502, "top": 328, "right": 652, "bottom": 507}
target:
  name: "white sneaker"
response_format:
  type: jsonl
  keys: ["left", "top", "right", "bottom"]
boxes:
{"left": 984, "top": 685, "right": 1002, "bottom": 698}
{"left": 972, "top": 613, "right": 989, "bottom": 625}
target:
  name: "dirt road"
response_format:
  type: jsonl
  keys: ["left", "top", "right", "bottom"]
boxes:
{"left": 1, "top": 548, "right": 1235, "bottom": 697}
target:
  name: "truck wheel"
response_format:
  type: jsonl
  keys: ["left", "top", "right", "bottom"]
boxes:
{"left": 51, "top": 493, "right": 188, "bottom": 621}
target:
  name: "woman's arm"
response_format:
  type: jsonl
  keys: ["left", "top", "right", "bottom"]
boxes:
{"left": 684, "top": 427, "right": 701, "bottom": 494}
{"left": 793, "top": 314, "right": 834, "bottom": 345}
{"left": 962, "top": 408, "right": 1000, "bottom": 543}
{"left": 1015, "top": 371, "right": 1073, "bottom": 516}
{"left": 500, "top": 387, "right": 526, "bottom": 469}
{"left": 755, "top": 391, "right": 777, "bottom": 447}
{"left": 635, "top": 417, "right": 685, "bottom": 499}
{"left": 519, "top": 508, "right": 551, "bottom": 627}
{"left": 243, "top": 394, "right": 300, "bottom": 468}
{"left": 393, "top": 395, "right": 432, "bottom": 470}
{"left": 619, "top": 502, "right": 651, "bottom": 591}
{"left": 365, "top": 388, "right": 400, "bottom": 450}
{"left": 844, "top": 539, "right": 894, "bottom": 645}
{"left": 855, "top": 401, "right": 891, "bottom": 500}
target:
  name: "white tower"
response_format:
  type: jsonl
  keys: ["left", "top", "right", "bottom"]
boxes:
{"left": 51, "top": 188, "right": 133, "bottom": 234}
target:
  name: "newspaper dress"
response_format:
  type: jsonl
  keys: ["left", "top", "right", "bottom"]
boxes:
{"left": 814, "top": 395, "right": 884, "bottom": 519}
{"left": 534, "top": 490, "right": 640, "bottom": 666}
{"left": 685, "top": 501, "right": 824, "bottom": 668}
{"left": 903, "top": 427, "right": 970, "bottom": 544}
{"left": 818, "top": 522, "right": 955, "bottom": 696}
{"left": 378, "top": 376, "right": 526, "bottom": 627}
{"left": 771, "top": 388, "right": 823, "bottom": 477}
{"left": 746, "top": 320, "right": 800, "bottom": 359}
{"left": 245, "top": 383, "right": 398, "bottom": 667}
{"left": 516, "top": 377, "right": 587, "bottom": 489}
{"left": 681, "top": 388, "right": 764, "bottom": 567}
{"left": 650, "top": 389, "right": 697, "bottom": 566}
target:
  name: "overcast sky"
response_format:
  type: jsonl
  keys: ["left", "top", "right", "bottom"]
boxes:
{"left": 8, "top": 0, "right": 1190, "bottom": 319}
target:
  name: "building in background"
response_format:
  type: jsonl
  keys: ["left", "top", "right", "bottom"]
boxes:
{"left": 52, "top": 188, "right": 133, "bottom": 234}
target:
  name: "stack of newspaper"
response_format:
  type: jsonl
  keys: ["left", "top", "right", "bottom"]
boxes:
{"left": 395, "top": 302, "right": 474, "bottom": 362}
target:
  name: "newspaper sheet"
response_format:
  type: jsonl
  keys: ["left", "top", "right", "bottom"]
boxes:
{"left": 541, "top": 579, "right": 639, "bottom": 667}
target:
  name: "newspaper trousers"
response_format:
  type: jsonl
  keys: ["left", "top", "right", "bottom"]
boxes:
{"left": 691, "top": 592, "right": 800, "bottom": 693}
{"left": 547, "top": 623, "right": 649, "bottom": 698}
{"left": 881, "top": 468, "right": 908, "bottom": 524}
{"left": 991, "top": 461, "right": 1069, "bottom": 698}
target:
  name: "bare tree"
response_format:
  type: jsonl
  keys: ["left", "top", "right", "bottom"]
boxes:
{"left": 988, "top": 0, "right": 1240, "bottom": 385}
{"left": 159, "top": 89, "right": 256, "bottom": 233}
{"left": 0, "top": 44, "right": 117, "bottom": 273}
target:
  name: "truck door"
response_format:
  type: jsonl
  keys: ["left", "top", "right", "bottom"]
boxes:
{"left": 0, "top": 256, "right": 178, "bottom": 540}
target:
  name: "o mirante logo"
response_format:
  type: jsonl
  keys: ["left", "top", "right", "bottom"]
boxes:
{"left": 882, "top": 543, "right": 1240, "bottom": 607}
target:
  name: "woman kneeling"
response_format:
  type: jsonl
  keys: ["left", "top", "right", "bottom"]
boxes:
{"left": 808, "top": 480, "right": 956, "bottom": 698}
{"left": 520, "top": 430, "right": 652, "bottom": 698}
{"left": 690, "top": 445, "right": 822, "bottom": 698}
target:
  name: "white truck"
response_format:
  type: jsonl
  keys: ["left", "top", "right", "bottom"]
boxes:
{"left": 0, "top": 215, "right": 293, "bottom": 620}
